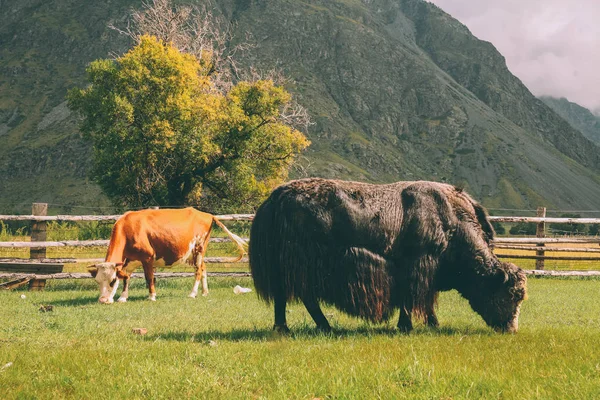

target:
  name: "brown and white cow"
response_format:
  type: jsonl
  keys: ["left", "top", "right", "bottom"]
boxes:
{"left": 88, "top": 207, "right": 247, "bottom": 303}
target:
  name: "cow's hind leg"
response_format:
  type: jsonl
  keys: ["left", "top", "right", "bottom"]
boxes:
{"left": 302, "top": 297, "right": 332, "bottom": 333}
{"left": 189, "top": 258, "right": 207, "bottom": 298}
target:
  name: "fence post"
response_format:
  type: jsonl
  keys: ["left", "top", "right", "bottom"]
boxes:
{"left": 29, "top": 203, "right": 48, "bottom": 290}
{"left": 535, "top": 207, "right": 546, "bottom": 270}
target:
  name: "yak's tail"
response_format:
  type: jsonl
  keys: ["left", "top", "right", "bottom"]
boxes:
{"left": 248, "top": 199, "right": 277, "bottom": 303}
{"left": 212, "top": 217, "right": 248, "bottom": 262}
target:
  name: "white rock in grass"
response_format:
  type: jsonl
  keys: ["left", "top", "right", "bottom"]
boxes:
{"left": 1, "top": 362, "right": 13, "bottom": 371}
{"left": 20, "top": 294, "right": 26, "bottom": 299}
{"left": 233, "top": 285, "right": 252, "bottom": 294}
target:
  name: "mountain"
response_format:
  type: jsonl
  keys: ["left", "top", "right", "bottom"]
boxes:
{"left": 1, "top": 0, "right": 600, "bottom": 214}
{"left": 539, "top": 96, "right": 600, "bottom": 146}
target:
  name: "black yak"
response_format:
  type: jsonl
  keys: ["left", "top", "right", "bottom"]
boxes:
{"left": 249, "top": 178, "right": 527, "bottom": 333}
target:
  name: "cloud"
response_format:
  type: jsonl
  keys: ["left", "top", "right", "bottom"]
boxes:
{"left": 427, "top": 0, "right": 600, "bottom": 111}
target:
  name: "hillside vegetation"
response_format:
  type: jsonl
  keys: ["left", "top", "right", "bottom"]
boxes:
{"left": 540, "top": 96, "right": 600, "bottom": 146}
{"left": 1, "top": 0, "right": 600, "bottom": 213}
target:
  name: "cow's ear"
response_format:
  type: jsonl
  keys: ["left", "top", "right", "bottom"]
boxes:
{"left": 87, "top": 265, "right": 98, "bottom": 278}
{"left": 115, "top": 263, "right": 129, "bottom": 279}
{"left": 116, "top": 268, "right": 129, "bottom": 279}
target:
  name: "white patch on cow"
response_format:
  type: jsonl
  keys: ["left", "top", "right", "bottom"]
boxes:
{"left": 179, "top": 233, "right": 208, "bottom": 265}
{"left": 189, "top": 280, "right": 201, "bottom": 298}
{"left": 201, "top": 269, "right": 208, "bottom": 296}
{"left": 109, "top": 278, "right": 119, "bottom": 303}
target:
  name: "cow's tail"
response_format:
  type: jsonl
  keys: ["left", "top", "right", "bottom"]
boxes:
{"left": 212, "top": 217, "right": 248, "bottom": 262}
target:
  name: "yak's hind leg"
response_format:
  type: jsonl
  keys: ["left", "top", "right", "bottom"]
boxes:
{"left": 424, "top": 293, "right": 439, "bottom": 328}
{"left": 302, "top": 297, "right": 332, "bottom": 333}
{"left": 273, "top": 288, "right": 290, "bottom": 333}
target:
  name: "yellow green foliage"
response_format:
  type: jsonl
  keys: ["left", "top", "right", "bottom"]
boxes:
{"left": 68, "top": 36, "right": 309, "bottom": 211}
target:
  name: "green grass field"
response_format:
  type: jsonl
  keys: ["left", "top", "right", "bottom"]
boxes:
{"left": 2, "top": 276, "right": 600, "bottom": 399}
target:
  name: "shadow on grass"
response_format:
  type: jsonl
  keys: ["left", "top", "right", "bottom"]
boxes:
{"left": 46, "top": 294, "right": 152, "bottom": 307}
{"left": 143, "top": 324, "right": 494, "bottom": 343}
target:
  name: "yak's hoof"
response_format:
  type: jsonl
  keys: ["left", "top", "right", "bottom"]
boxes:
{"left": 273, "top": 324, "right": 290, "bottom": 334}
{"left": 201, "top": 292, "right": 208, "bottom": 297}
{"left": 117, "top": 297, "right": 128, "bottom": 303}
{"left": 397, "top": 324, "right": 413, "bottom": 334}
{"left": 427, "top": 321, "right": 440, "bottom": 329}
{"left": 188, "top": 293, "right": 197, "bottom": 299}
{"left": 317, "top": 325, "right": 332, "bottom": 334}
{"left": 148, "top": 295, "right": 156, "bottom": 302}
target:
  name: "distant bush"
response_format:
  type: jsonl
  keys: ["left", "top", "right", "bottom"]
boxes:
{"left": 0, "top": 221, "right": 27, "bottom": 240}
{"left": 508, "top": 222, "right": 537, "bottom": 235}
{"left": 491, "top": 221, "right": 506, "bottom": 235}
{"left": 46, "top": 221, "right": 113, "bottom": 241}
{"left": 589, "top": 224, "right": 600, "bottom": 236}
{"left": 549, "top": 213, "right": 587, "bottom": 235}
{"left": 78, "top": 222, "right": 114, "bottom": 240}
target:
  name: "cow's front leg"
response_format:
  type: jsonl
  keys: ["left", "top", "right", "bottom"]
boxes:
{"left": 117, "top": 274, "right": 131, "bottom": 303}
{"left": 142, "top": 259, "right": 157, "bottom": 301}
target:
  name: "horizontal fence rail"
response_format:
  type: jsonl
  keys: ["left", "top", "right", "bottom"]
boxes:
{"left": 0, "top": 237, "right": 249, "bottom": 248}
{"left": 2, "top": 214, "right": 599, "bottom": 224}
{"left": 489, "top": 216, "right": 600, "bottom": 224}
{"left": 1, "top": 204, "right": 599, "bottom": 284}
{"left": 0, "top": 214, "right": 254, "bottom": 222}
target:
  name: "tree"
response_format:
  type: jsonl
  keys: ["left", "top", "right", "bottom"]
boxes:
{"left": 68, "top": 36, "right": 309, "bottom": 211}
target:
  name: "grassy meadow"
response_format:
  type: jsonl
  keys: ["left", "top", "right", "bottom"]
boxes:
{"left": 2, "top": 222, "right": 600, "bottom": 398}
{"left": 2, "top": 276, "right": 600, "bottom": 399}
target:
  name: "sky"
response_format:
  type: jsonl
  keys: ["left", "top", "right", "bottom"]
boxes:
{"left": 427, "top": 0, "right": 600, "bottom": 114}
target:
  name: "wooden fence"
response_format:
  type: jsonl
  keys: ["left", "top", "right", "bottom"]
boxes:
{"left": 1, "top": 204, "right": 600, "bottom": 285}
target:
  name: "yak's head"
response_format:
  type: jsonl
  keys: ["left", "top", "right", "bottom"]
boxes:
{"left": 468, "top": 262, "right": 528, "bottom": 333}
{"left": 87, "top": 262, "right": 125, "bottom": 304}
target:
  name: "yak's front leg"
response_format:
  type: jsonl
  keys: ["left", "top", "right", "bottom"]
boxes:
{"left": 424, "top": 295, "right": 439, "bottom": 328}
{"left": 142, "top": 259, "right": 157, "bottom": 301}
{"left": 397, "top": 306, "right": 413, "bottom": 333}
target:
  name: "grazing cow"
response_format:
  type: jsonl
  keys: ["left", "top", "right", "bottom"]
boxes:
{"left": 249, "top": 178, "right": 527, "bottom": 333}
{"left": 88, "top": 208, "right": 247, "bottom": 303}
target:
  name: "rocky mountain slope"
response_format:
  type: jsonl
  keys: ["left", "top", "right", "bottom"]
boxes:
{"left": 540, "top": 96, "right": 600, "bottom": 146}
{"left": 1, "top": 0, "right": 599, "bottom": 213}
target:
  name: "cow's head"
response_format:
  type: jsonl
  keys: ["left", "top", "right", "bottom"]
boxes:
{"left": 87, "top": 262, "right": 125, "bottom": 304}
{"left": 468, "top": 262, "right": 528, "bottom": 333}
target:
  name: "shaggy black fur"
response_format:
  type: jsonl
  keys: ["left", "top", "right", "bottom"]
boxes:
{"left": 249, "top": 178, "right": 527, "bottom": 333}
